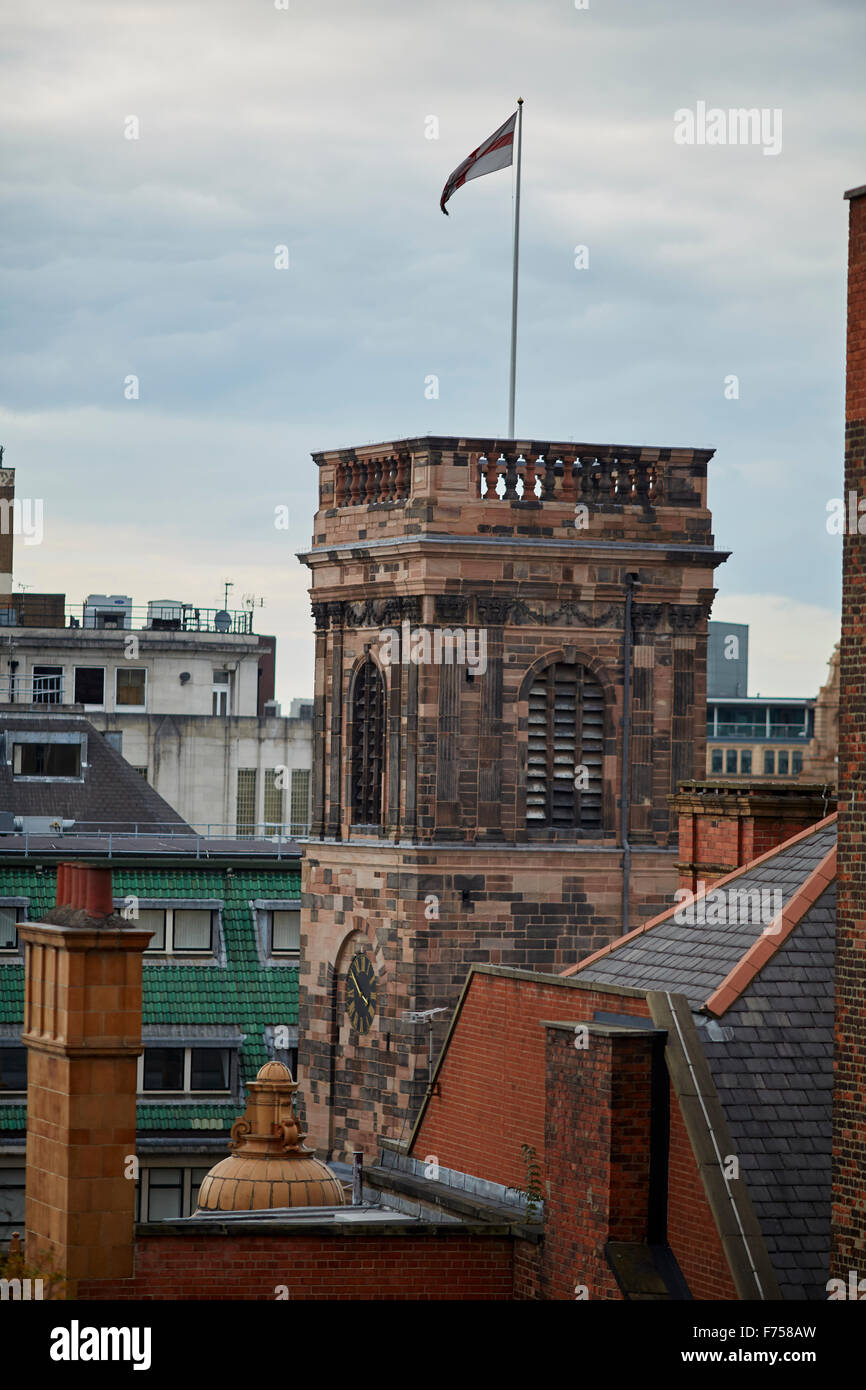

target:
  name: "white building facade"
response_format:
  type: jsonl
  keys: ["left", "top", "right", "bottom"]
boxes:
{"left": 0, "top": 598, "right": 312, "bottom": 835}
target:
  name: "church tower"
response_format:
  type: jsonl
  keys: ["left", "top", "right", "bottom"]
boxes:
{"left": 297, "top": 434, "right": 726, "bottom": 1158}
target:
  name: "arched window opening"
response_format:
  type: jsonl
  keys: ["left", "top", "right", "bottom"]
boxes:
{"left": 351, "top": 660, "right": 386, "bottom": 826}
{"left": 526, "top": 662, "right": 604, "bottom": 829}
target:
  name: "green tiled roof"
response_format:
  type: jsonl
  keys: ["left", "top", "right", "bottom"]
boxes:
{"left": 136, "top": 1104, "right": 236, "bottom": 1131}
{"left": 0, "top": 863, "right": 301, "bottom": 1135}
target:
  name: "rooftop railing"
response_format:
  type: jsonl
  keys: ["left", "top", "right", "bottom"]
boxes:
{"left": 0, "top": 601, "right": 256, "bottom": 635}
{"left": 0, "top": 821, "right": 310, "bottom": 859}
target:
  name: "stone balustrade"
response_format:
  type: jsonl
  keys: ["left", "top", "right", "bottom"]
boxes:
{"left": 476, "top": 450, "right": 659, "bottom": 504}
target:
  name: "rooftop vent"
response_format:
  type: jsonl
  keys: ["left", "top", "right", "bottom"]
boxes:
{"left": 83, "top": 594, "right": 133, "bottom": 630}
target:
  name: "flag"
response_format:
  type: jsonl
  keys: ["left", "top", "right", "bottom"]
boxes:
{"left": 439, "top": 111, "right": 517, "bottom": 215}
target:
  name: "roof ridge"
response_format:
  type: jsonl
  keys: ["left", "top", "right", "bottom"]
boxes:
{"left": 560, "top": 812, "right": 837, "bottom": 980}
{"left": 703, "top": 844, "right": 836, "bottom": 1016}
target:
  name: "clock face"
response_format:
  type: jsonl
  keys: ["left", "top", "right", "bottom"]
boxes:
{"left": 346, "top": 953, "right": 377, "bottom": 1034}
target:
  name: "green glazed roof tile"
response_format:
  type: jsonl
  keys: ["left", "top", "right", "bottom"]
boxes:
{"left": 0, "top": 862, "right": 301, "bottom": 1135}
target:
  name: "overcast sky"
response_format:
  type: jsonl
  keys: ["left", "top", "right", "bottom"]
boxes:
{"left": 1, "top": 0, "right": 863, "bottom": 703}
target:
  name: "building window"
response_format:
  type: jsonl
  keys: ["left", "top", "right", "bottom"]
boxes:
{"left": 134, "top": 1165, "right": 211, "bottom": 1223}
{"left": 351, "top": 659, "right": 386, "bottom": 827}
{"left": 267, "top": 909, "right": 300, "bottom": 960}
{"left": 740, "top": 749, "right": 752, "bottom": 775}
{"left": 264, "top": 769, "right": 283, "bottom": 832}
{"left": 0, "top": 1048, "right": 27, "bottom": 1094}
{"left": 725, "top": 749, "right": 738, "bottom": 774}
{"left": 32, "top": 665, "right": 63, "bottom": 705}
{"left": 190, "top": 1048, "right": 229, "bottom": 1090}
{"left": 116, "top": 667, "right": 147, "bottom": 708}
{"left": 290, "top": 768, "right": 310, "bottom": 832}
{"left": 140, "top": 1047, "right": 230, "bottom": 1094}
{"left": 526, "top": 662, "right": 604, "bottom": 830}
{"left": 710, "top": 748, "right": 723, "bottom": 774}
{"left": 12, "top": 742, "right": 81, "bottom": 778}
{"left": 0, "top": 1167, "right": 26, "bottom": 1242}
{"left": 142, "top": 908, "right": 215, "bottom": 955}
{"left": 212, "top": 671, "right": 231, "bottom": 717}
{"left": 778, "top": 750, "right": 789, "bottom": 775}
{"left": 143, "top": 1167, "right": 184, "bottom": 1221}
{"left": 74, "top": 667, "right": 105, "bottom": 707}
{"left": 764, "top": 750, "right": 775, "bottom": 775}
{"left": 792, "top": 750, "right": 803, "bottom": 775}
{"left": 236, "top": 768, "right": 257, "bottom": 835}
{"left": 0, "top": 907, "right": 21, "bottom": 953}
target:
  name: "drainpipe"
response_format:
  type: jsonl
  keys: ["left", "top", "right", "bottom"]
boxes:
{"left": 352, "top": 1151, "right": 363, "bottom": 1206}
{"left": 620, "top": 573, "right": 638, "bottom": 934}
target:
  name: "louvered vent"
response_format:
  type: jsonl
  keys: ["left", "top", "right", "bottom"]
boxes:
{"left": 526, "top": 663, "right": 604, "bottom": 829}
{"left": 351, "top": 659, "right": 386, "bottom": 826}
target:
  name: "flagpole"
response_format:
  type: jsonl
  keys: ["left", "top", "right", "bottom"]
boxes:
{"left": 507, "top": 98, "right": 523, "bottom": 439}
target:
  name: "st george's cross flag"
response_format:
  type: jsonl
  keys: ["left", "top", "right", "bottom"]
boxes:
{"left": 439, "top": 111, "right": 517, "bottom": 214}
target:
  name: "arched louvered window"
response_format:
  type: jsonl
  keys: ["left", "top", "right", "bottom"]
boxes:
{"left": 351, "top": 659, "right": 386, "bottom": 826}
{"left": 526, "top": 662, "right": 604, "bottom": 830}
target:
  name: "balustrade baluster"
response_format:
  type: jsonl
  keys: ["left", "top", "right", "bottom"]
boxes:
{"left": 349, "top": 459, "right": 361, "bottom": 506}
{"left": 523, "top": 454, "right": 537, "bottom": 499}
{"left": 478, "top": 454, "right": 489, "bottom": 498}
{"left": 560, "top": 455, "right": 576, "bottom": 503}
{"left": 334, "top": 463, "right": 347, "bottom": 507}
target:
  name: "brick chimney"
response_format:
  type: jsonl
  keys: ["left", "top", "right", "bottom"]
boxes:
{"left": 834, "top": 182, "right": 866, "bottom": 1279}
{"left": 0, "top": 454, "right": 14, "bottom": 595}
{"left": 670, "top": 780, "right": 834, "bottom": 892}
{"left": 19, "top": 862, "right": 151, "bottom": 1288}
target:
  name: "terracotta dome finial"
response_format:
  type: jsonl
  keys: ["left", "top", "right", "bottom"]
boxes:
{"left": 195, "top": 1059, "right": 345, "bottom": 1213}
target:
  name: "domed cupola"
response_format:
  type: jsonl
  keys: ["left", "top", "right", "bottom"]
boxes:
{"left": 196, "top": 1061, "right": 346, "bottom": 1212}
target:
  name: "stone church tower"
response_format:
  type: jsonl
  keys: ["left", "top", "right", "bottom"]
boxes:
{"left": 297, "top": 434, "right": 726, "bottom": 1158}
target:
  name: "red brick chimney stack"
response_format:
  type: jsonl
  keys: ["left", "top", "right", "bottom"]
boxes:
{"left": 0, "top": 456, "right": 14, "bottom": 594}
{"left": 20, "top": 863, "right": 151, "bottom": 1290}
{"left": 834, "top": 182, "right": 866, "bottom": 1279}
{"left": 670, "top": 780, "right": 834, "bottom": 892}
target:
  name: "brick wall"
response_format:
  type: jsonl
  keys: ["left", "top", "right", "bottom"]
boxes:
{"left": 542, "top": 1025, "right": 624, "bottom": 1301}
{"left": 0, "top": 465, "right": 13, "bottom": 582}
{"left": 409, "top": 970, "right": 651, "bottom": 1190}
{"left": 834, "top": 183, "right": 866, "bottom": 1278}
{"left": 671, "top": 782, "right": 832, "bottom": 890}
{"left": 299, "top": 845, "right": 676, "bottom": 1156}
{"left": 666, "top": 1084, "right": 739, "bottom": 1300}
{"left": 411, "top": 967, "right": 741, "bottom": 1299}
{"left": 608, "top": 1033, "right": 655, "bottom": 1242}
{"left": 77, "top": 1231, "right": 515, "bottom": 1300}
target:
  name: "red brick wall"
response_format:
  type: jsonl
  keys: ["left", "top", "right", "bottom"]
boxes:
{"left": 412, "top": 968, "right": 740, "bottom": 1299}
{"left": 609, "top": 1035, "right": 654, "bottom": 1242}
{"left": 543, "top": 1026, "right": 623, "bottom": 1301}
{"left": 671, "top": 785, "right": 831, "bottom": 891}
{"left": 78, "top": 1232, "right": 515, "bottom": 1301}
{"left": 410, "top": 970, "right": 651, "bottom": 1190}
{"left": 512, "top": 1237, "right": 543, "bottom": 1299}
{"left": 666, "top": 1089, "right": 739, "bottom": 1300}
{"left": 835, "top": 184, "right": 866, "bottom": 1277}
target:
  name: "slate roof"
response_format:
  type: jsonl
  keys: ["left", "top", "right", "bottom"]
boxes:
{"left": 0, "top": 714, "right": 187, "bottom": 832}
{"left": 567, "top": 816, "right": 837, "bottom": 1301}
{"left": 0, "top": 860, "right": 301, "bottom": 1138}
{"left": 697, "top": 884, "right": 834, "bottom": 1301}
{"left": 570, "top": 819, "right": 836, "bottom": 1008}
